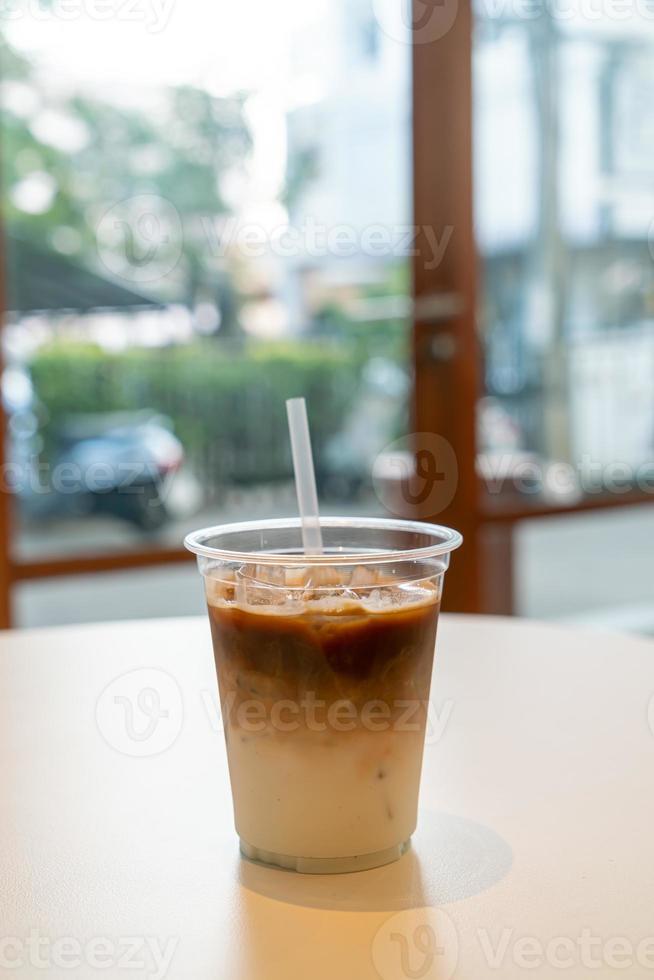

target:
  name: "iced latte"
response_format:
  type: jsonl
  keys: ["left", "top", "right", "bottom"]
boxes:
{"left": 186, "top": 517, "right": 461, "bottom": 874}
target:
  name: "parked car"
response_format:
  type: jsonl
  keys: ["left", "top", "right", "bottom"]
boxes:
{"left": 52, "top": 411, "right": 184, "bottom": 530}
{"left": 3, "top": 368, "right": 184, "bottom": 530}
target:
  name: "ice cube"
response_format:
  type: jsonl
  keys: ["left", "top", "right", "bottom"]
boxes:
{"left": 349, "top": 565, "right": 374, "bottom": 589}
{"left": 285, "top": 567, "right": 313, "bottom": 590}
{"left": 232, "top": 563, "right": 291, "bottom": 608}
{"left": 205, "top": 573, "right": 235, "bottom": 605}
{"left": 364, "top": 587, "right": 396, "bottom": 611}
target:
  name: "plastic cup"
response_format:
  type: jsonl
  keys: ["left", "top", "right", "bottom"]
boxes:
{"left": 185, "top": 516, "right": 462, "bottom": 874}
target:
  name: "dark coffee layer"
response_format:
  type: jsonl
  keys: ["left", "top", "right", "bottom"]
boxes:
{"left": 207, "top": 594, "right": 440, "bottom": 711}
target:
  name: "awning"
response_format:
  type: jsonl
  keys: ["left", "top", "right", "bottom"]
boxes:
{"left": 3, "top": 235, "right": 167, "bottom": 315}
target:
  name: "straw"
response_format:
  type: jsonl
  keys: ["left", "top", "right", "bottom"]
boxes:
{"left": 286, "top": 397, "right": 324, "bottom": 555}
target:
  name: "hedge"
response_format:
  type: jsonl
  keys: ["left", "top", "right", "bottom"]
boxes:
{"left": 29, "top": 339, "right": 361, "bottom": 488}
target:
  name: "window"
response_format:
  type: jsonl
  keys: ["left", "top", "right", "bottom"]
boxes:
{"left": 0, "top": 0, "right": 412, "bottom": 570}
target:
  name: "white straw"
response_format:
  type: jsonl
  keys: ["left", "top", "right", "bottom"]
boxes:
{"left": 286, "top": 397, "right": 323, "bottom": 555}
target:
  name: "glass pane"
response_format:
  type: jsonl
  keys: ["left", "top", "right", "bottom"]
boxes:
{"left": 0, "top": 0, "right": 411, "bottom": 560}
{"left": 474, "top": 6, "right": 654, "bottom": 510}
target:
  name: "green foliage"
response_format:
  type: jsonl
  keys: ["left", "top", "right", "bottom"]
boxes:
{"left": 0, "top": 34, "right": 251, "bottom": 306}
{"left": 29, "top": 340, "right": 361, "bottom": 485}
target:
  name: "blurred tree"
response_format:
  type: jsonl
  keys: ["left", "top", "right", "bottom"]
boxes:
{"left": 0, "top": 33, "right": 252, "bottom": 332}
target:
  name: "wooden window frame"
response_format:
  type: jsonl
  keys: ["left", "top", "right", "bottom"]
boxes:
{"left": 410, "top": 0, "right": 654, "bottom": 615}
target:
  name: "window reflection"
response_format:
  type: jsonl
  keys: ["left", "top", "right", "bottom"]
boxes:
{"left": 475, "top": 8, "right": 654, "bottom": 503}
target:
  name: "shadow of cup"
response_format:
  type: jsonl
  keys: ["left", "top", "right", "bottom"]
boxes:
{"left": 238, "top": 810, "right": 512, "bottom": 912}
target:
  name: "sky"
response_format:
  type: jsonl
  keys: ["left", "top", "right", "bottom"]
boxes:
{"left": 5, "top": 0, "right": 328, "bottom": 97}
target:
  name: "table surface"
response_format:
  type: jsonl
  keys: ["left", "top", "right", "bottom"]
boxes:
{"left": 2, "top": 614, "right": 654, "bottom": 979}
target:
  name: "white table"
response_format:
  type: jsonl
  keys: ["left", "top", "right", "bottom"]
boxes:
{"left": 2, "top": 615, "right": 653, "bottom": 978}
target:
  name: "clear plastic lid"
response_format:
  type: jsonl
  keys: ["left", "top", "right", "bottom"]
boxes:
{"left": 184, "top": 516, "right": 463, "bottom": 567}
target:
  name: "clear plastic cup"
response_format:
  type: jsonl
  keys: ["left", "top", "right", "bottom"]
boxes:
{"left": 185, "top": 517, "right": 462, "bottom": 874}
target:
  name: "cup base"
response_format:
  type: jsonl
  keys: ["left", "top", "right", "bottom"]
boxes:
{"left": 239, "top": 837, "right": 410, "bottom": 874}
